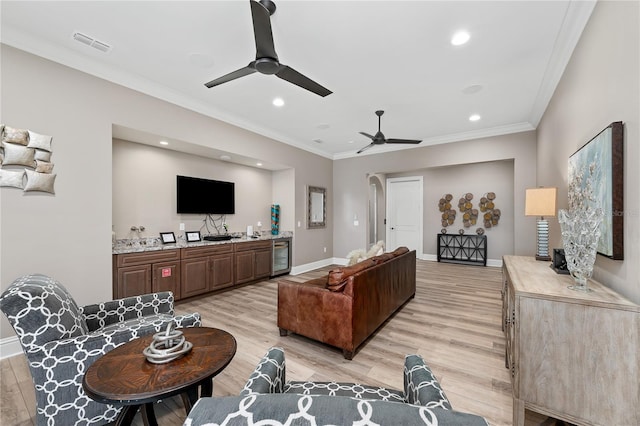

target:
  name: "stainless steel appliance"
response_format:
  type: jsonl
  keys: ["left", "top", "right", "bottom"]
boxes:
{"left": 272, "top": 237, "right": 291, "bottom": 276}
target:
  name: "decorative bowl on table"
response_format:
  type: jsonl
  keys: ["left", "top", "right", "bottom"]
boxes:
{"left": 143, "top": 323, "right": 193, "bottom": 364}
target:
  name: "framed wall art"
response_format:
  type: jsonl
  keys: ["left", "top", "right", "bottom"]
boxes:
{"left": 568, "top": 121, "right": 623, "bottom": 259}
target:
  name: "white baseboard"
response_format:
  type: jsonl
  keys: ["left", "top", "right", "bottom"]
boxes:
{"left": 0, "top": 336, "right": 23, "bottom": 360}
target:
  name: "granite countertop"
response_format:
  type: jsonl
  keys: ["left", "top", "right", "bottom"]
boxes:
{"left": 113, "top": 231, "right": 292, "bottom": 254}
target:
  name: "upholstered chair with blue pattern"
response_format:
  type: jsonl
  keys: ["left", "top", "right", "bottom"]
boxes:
{"left": 186, "top": 347, "right": 487, "bottom": 425}
{"left": 0, "top": 273, "right": 201, "bottom": 426}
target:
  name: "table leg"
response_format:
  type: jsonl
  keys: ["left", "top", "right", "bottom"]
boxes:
{"left": 201, "top": 378, "right": 213, "bottom": 397}
{"left": 114, "top": 405, "right": 140, "bottom": 426}
{"left": 182, "top": 386, "right": 200, "bottom": 416}
{"left": 141, "top": 403, "right": 158, "bottom": 426}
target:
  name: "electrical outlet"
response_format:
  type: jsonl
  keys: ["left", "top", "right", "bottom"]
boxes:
{"left": 179, "top": 223, "right": 185, "bottom": 231}
{"left": 323, "top": 247, "right": 327, "bottom": 253}
{"left": 297, "top": 221, "right": 301, "bottom": 228}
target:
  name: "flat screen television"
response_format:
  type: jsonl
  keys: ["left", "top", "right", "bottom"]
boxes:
{"left": 176, "top": 175, "right": 235, "bottom": 214}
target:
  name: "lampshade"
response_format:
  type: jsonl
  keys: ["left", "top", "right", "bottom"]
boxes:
{"left": 525, "top": 187, "right": 557, "bottom": 217}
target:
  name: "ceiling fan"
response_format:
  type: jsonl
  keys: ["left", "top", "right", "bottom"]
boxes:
{"left": 357, "top": 110, "right": 422, "bottom": 154}
{"left": 204, "top": 0, "right": 332, "bottom": 97}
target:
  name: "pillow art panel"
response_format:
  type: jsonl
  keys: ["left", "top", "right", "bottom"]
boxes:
{"left": 1, "top": 124, "right": 56, "bottom": 195}
{"left": 24, "top": 169, "right": 56, "bottom": 194}
{"left": 27, "top": 130, "right": 53, "bottom": 152}
{"left": 2, "top": 142, "right": 35, "bottom": 167}
{"left": 0, "top": 169, "right": 25, "bottom": 189}
{"left": 2, "top": 126, "right": 29, "bottom": 146}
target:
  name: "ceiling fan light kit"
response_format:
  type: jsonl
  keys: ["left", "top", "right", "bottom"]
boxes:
{"left": 356, "top": 110, "right": 423, "bottom": 154}
{"left": 205, "top": 0, "right": 332, "bottom": 97}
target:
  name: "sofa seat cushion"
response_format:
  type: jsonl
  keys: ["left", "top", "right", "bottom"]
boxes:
{"left": 285, "top": 381, "right": 406, "bottom": 403}
{"left": 185, "top": 394, "right": 489, "bottom": 426}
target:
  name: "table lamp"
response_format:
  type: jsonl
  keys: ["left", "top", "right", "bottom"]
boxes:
{"left": 525, "top": 187, "right": 557, "bottom": 261}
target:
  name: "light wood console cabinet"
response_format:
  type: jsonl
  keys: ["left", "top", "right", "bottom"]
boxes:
{"left": 113, "top": 240, "right": 273, "bottom": 300}
{"left": 502, "top": 256, "right": 639, "bottom": 426}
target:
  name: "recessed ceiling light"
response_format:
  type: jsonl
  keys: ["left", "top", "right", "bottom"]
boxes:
{"left": 469, "top": 114, "right": 481, "bottom": 122}
{"left": 159, "top": 141, "right": 169, "bottom": 146}
{"left": 451, "top": 31, "right": 470, "bottom": 46}
{"left": 272, "top": 97, "right": 284, "bottom": 107}
{"left": 317, "top": 123, "right": 330, "bottom": 130}
{"left": 256, "top": 162, "right": 263, "bottom": 167}
{"left": 347, "top": 140, "right": 354, "bottom": 144}
{"left": 220, "top": 155, "right": 231, "bottom": 161}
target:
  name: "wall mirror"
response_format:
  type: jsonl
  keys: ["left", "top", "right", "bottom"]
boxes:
{"left": 307, "top": 186, "right": 326, "bottom": 229}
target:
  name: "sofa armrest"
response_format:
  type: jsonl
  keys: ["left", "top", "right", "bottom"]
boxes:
{"left": 404, "top": 354, "right": 452, "bottom": 409}
{"left": 240, "top": 347, "right": 286, "bottom": 395}
{"left": 81, "top": 291, "right": 174, "bottom": 332}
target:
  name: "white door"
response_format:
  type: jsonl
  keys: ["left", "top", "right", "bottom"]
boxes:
{"left": 386, "top": 177, "right": 423, "bottom": 255}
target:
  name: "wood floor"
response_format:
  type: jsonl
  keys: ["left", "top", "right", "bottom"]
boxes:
{"left": 1, "top": 260, "right": 553, "bottom": 426}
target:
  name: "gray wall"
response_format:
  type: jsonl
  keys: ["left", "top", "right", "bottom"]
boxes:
{"left": 112, "top": 139, "right": 277, "bottom": 239}
{"left": 333, "top": 131, "right": 537, "bottom": 259}
{"left": 388, "top": 160, "right": 514, "bottom": 261}
{"left": 537, "top": 0, "right": 639, "bottom": 303}
{"left": 1, "top": 45, "right": 332, "bottom": 340}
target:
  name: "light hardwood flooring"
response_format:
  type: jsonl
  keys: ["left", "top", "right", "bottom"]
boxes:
{"left": 1, "top": 260, "right": 555, "bottom": 426}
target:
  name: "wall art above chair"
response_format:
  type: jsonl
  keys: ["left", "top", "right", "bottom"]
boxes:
{"left": 0, "top": 124, "right": 56, "bottom": 194}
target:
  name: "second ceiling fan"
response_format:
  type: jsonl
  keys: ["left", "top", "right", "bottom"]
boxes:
{"left": 204, "top": 0, "right": 331, "bottom": 97}
{"left": 357, "top": 110, "right": 422, "bottom": 154}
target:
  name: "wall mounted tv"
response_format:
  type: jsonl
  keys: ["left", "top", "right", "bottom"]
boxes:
{"left": 176, "top": 175, "right": 235, "bottom": 214}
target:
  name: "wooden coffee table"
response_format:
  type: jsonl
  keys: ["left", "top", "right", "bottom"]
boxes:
{"left": 83, "top": 327, "right": 236, "bottom": 426}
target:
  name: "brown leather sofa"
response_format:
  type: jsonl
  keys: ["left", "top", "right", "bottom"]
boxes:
{"left": 277, "top": 247, "right": 416, "bottom": 359}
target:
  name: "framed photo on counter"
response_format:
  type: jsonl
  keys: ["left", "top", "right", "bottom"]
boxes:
{"left": 160, "top": 232, "right": 176, "bottom": 244}
{"left": 186, "top": 231, "right": 201, "bottom": 243}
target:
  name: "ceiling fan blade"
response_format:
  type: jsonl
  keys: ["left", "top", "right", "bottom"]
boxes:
{"left": 204, "top": 64, "right": 257, "bottom": 88}
{"left": 250, "top": 0, "right": 278, "bottom": 60}
{"left": 275, "top": 65, "right": 332, "bottom": 97}
{"left": 385, "top": 138, "right": 423, "bottom": 144}
{"left": 356, "top": 143, "right": 376, "bottom": 154}
{"left": 359, "top": 132, "right": 375, "bottom": 140}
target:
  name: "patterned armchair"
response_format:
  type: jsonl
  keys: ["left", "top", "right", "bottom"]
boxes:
{"left": 0, "top": 273, "right": 201, "bottom": 426}
{"left": 185, "top": 347, "right": 488, "bottom": 425}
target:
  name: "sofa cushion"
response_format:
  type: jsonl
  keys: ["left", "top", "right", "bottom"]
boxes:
{"left": 391, "top": 246, "right": 410, "bottom": 256}
{"left": 326, "top": 259, "right": 375, "bottom": 292}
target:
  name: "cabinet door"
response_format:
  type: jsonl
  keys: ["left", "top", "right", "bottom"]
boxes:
{"left": 254, "top": 248, "right": 272, "bottom": 279}
{"left": 235, "top": 251, "right": 255, "bottom": 284}
{"left": 117, "top": 265, "right": 152, "bottom": 298}
{"left": 181, "top": 257, "right": 210, "bottom": 298}
{"left": 152, "top": 261, "right": 181, "bottom": 299}
{"left": 210, "top": 253, "right": 234, "bottom": 290}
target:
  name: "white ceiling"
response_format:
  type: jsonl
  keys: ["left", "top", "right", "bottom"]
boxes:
{"left": 2, "top": 1, "right": 595, "bottom": 161}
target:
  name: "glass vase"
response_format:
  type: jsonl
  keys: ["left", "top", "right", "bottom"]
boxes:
{"left": 558, "top": 208, "right": 603, "bottom": 292}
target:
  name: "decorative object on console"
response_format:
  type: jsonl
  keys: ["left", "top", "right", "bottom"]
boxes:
{"left": 438, "top": 193, "right": 455, "bottom": 228}
{"left": 160, "top": 232, "right": 176, "bottom": 244}
{"left": 559, "top": 160, "right": 603, "bottom": 292}
{"left": 568, "top": 121, "right": 623, "bottom": 259}
{"left": 525, "top": 187, "right": 557, "bottom": 261}
{"left": 0, "top": 124, "right": 56, "bottom": 193}
{"left": 551, "top": 248, "right": 569, "bottom": 274}
{"left": 271, "top": 203, "right": 280, "bottom": 235}
{"left": 142, "top": 323, "right": 193, "bottom": 364}
{"left": 186, "top": 231, "right": 201, "bottom": 242}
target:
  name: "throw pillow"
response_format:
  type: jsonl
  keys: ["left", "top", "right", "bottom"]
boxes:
{"left": 2, "top": 142, "right": 35, "bottom": 167}
{"left": 35, "top": 160, "right": 54, "bottom": 174}
{"left": 27, "top": 130, "right": 53, "bottom": 152}
{"left": 24, "top": 169, "right": 56, "bottom": 194}
{"left": 2, "top": 126, "right": 29, "bottom": 146}
{"left": 0, "top": 169, "right": 25, "bottom": 189}
{"left": 34, "top": 149, "right": 52, "bottom": 162}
